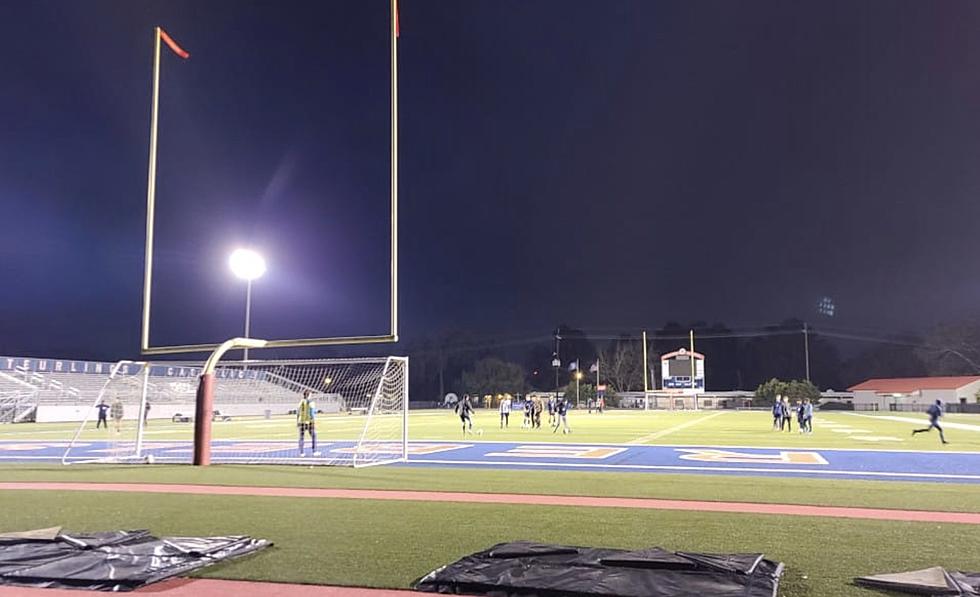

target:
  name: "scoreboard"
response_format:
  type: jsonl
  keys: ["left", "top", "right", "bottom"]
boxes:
{"left": 660, "top": 349, "right": 705, "bottom": 394}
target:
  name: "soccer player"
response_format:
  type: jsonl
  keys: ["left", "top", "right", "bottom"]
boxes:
{"left": 522, "top": 398, "right": 532, "bottom": 428}
{"left": 772, "top": 397, "right": 782, "bottom": 430}
{"left": 110, "top": 397, "right": 124, "bottom": 434}
{"left": 532, "top": 396, "right": 544, "bottom": 429}
{"left": 297, "top": 390, "right": 318, "bottom": 456}
{"left": 912, "top": 399, "right": 948, "bottom": 444}
{"left": 456, "top": 394, "right": 475, "bottom": 434}
{"left": 96, "top": 400, "right": 109, "bottom": 430}
{"left": 499, "top": 395, "right": 511, "bottom": 428}
{"left": 782, "top": 397, "right": 793, "bottom": 432}
{"left": 553, "top": 398, "right": 571, "bottom": 434}
{"left": 546, "top": 396, "right": 556, "bottom": 426}
{"left": 803, "top": 399, "right": 814, "bottom": 434}
{"left": 796, "top": 401, "right": 805, "bottom": 434}
{"left": 597, "top": 396, "right": 604, "bottom": 414}
{"left": 143, "top": 401, "right": 151, "bottom": 427}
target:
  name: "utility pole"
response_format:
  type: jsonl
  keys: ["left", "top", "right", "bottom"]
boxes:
{"left": 553, "top": 328, "right": 562, "bottom": 406}
{"left": 803, "top": 322, "right": 811, "bottom": 382}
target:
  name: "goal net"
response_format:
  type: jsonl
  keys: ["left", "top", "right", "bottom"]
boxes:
{"left": 63, "top": 357, "right": 408, "bottom": 467}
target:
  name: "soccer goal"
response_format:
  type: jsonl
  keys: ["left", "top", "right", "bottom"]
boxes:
{"left": 63, "top": 357, "right": 409, "bottom": 467}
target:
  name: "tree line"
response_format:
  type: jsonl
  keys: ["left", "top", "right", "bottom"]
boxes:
{"left": 402, "top": 319, "right": 980, "bottom": 402}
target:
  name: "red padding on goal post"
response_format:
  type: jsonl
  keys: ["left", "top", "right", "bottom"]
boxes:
{"left": 193, "top": 373, "right": 215, "bottom": 466}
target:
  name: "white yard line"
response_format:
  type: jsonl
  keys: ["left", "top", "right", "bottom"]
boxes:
{"left": 846, "top": 413, "right": 980, "bottom": 432}
{"left": 408, "top": 458, "right": 980, "bottom": 481}
{"left": 628, "top": 411, "right": 729, "bottom": 444}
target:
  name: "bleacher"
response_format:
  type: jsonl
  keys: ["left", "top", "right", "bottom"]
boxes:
{"left": 1, "top": 356, "right": 350, "bottom": 422}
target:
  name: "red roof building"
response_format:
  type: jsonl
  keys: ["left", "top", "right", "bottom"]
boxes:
{"left": 848, "top": 376, "right": 980, "bottom": 411}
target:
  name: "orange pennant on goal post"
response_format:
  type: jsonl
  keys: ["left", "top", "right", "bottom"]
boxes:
{"left": 159, "top": 28, "right": 190, "bottom": 59}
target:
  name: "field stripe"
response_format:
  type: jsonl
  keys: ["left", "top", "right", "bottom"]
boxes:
{"left": 1, "top": 482, "right": 978, "bottom": 525}
{"left": 847, "top": 413, "right": 980, "bottom": 432}
{"left": 407, "top": 458, "right": 980, "bottom": 482}
{"left": 629, "top": 411, "right": 728, "bottom": 444}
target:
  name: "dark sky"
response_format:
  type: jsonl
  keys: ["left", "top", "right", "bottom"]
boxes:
{"left": 3, "top": 0, "right": 980, "bottom": 360}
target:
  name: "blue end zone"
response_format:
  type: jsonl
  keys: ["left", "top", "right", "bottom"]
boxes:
{"left": 2, "top": 440, "right": 978, "bottom": 484}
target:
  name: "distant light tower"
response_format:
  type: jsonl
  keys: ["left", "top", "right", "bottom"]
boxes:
{"left": 229, "top": 248, "right": 266, "bottom": 362}
{"left": 574, "top": 370, "right": 583, "bottom": 408}
{"left": 551, "top": 353, "right": 561, "bottom": 407}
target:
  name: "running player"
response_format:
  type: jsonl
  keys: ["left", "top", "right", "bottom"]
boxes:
{"left": 297, "top": 390, "right": 318, "bottom": 456}
{"left": 912, "top": 399, "right": 949, "bottom": 444}
{"left": 456, "top": 394, "right": 475, "bottom": 434}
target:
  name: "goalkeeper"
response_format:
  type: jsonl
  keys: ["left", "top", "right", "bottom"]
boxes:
{"left": 297, "top": 390, "right": 319, "bottom": 456}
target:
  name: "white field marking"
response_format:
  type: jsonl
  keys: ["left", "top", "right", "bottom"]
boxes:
{"left": 628, "top": 411, "right": 729, "bottom": 444}
{"left": 853, "top": 436, "right": 903, "bottom": 442}
{"left": 846, "top": 413, "right": 980, "bottom": 432}
{"left": 408, "top": 458, "right": 980, "bottom": 481}
{"left": 830, "top": 429, "right": 870, "bottom": 434}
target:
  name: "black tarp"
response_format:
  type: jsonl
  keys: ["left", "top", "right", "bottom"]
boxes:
{"left": 855, "top": 567, "right": 980, "bottom": 595}
{"left": 0, "top": 527, "right": 270, "bottom": 592}
{"left": 414, "top": 540, "right": 784, "bottom": 597}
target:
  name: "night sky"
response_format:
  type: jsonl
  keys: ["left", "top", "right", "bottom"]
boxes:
{"left": 3, "top": 0, "right": 980, "bottom": 360}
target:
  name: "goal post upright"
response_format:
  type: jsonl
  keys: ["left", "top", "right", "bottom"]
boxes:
{"left": 193, "top": 337, "right": 268, "bottom": 466}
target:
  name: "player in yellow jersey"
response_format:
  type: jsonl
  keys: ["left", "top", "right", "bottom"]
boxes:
{"left": 297, "top": 390, "right": 319, "bottom": 456}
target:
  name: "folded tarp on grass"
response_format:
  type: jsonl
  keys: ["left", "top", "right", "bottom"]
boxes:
{"left": 414, "top": 540, "right": 783, "bottom": 597}
{"left": 855, "top": 567, "right": 980, "bottom": 595}
{"left": 0, "top": 528, "right": 269, "bottom": 592}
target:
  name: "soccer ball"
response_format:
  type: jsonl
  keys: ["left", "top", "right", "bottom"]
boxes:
{"left": 145, "top": 454, "right": 155, "bottom": 464}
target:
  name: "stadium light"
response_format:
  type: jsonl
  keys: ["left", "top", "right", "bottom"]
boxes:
{"left": 229, "top": 248, "right": 267, "bottom": 362}
{"left": 229, "top": 248, "right": 266, "bottom": 281}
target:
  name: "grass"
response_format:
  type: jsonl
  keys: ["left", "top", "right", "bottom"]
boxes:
{"left": 0, "top": 488, "right": 978, "bottom": 597}
{"left": 5, "top": 409, "right": 979, "bottom": 450}
{"left": 1, "top": 409, "right": 978, "bottom": 595}
{"left": 3, "top": 464, "right": 980, "bottom": 513}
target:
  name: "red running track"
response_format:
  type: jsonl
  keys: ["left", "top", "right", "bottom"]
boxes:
{"left": 2, "top": 481, "right": 979, "bottom": 525}
{"left": 0, "top": 577, "right": 462, "bottom": 596}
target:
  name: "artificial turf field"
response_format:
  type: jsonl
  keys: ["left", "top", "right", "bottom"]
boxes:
{"left": 2, "top": 409, "right": 980, "bottom": 596}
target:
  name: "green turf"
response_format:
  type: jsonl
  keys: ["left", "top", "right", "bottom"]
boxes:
{"left": 5, "top": 409, "right": 979, "bottom": 450}
{"left": 3, "top": 464, "right": 980, "bottom": 512}
{"left": 0, "top": 488, "right": 977, "bottom": 597}
{"left": 2, "top": 409, "right": 978, "bottom": 595}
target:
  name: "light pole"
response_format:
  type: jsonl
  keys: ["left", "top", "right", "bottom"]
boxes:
{"left": 229, "top": 248, "right": 266, "bottom": 362}
{"left": 552, "top": 354, "right": 561, "bottom": 407}
{"left": 574, "top": 370, "right": 583, "bottom": 408}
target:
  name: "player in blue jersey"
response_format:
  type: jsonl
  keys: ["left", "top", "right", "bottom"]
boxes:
{"left": 547, "top": 397, "right": 556, "bottom": 426}
{"left": 802, "top": 399, "right": 814, "bottom": 433}
{"left": 912, "top": 400, "right": 948, "bottom": 444}
{"left": 297, "top": 390, "right": 318, "bottom": 456}
{"left": 95, "top": 400, "right": 110, "bottom": 429}
{"left": 553, "top": 398, "right": 571, "bottom": 434}
{"left": 772, "top": 398, "right": 783, "bottom": 430}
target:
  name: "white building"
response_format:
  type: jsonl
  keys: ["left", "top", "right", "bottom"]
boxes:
{"left": 848, "top": 376, "right": 980, "bottom": 412}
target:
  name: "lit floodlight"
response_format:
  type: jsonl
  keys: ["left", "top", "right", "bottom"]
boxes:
{"left": 229, "top": 248, "right": 267, "bottom": 281}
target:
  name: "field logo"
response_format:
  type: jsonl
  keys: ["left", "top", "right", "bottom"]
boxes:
{"left": 676, "top": 449, "right": 828, "bottom": 465}
{"left": 486, "top": 445, "right": 626, "bottom": 459}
